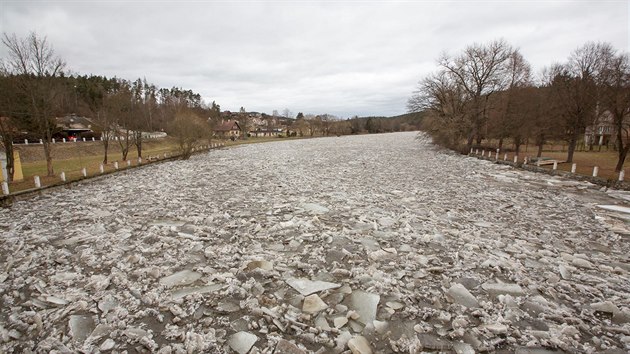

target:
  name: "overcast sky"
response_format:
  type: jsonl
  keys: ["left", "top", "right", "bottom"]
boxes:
{"left": 0, "top": 1, "right": 628, "bottom": 117}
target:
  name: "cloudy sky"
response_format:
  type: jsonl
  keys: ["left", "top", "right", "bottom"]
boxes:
{"left": 0, "top": 1, "right": 628, "bottom": 117}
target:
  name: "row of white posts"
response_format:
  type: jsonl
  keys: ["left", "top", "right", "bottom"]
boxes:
{"left": 2, "top": 142, "right": 226, "bottom": 195}
{"left": 23, "top": 137, "right": 100, "bottom": 145}
{"left": 471, "top": 148, "right": 625, "bottom": 182}
{"left": 23, "top": 138, "right": 231, "bottom": 145}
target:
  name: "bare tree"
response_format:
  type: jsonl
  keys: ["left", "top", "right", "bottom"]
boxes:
{"left": 105, "top": 85, "right": 135, "bottom": 161}
{"left": 599, "top": 52, "right": 630, "bottom": 171}
{"left": 238, "top": 106, "right": 250, "bottom": 139}
{"left": 169, "top": 109, "right": 210, "bottom": 159}
{"left": 408, "top": 71, "right": 469, "bottom": 149}
{"left": 489, "top": 51, "right": 532, "bottom": 153}
{"left": 0, "top": 69, "right": 19, "bottom": 181}
{"left": 2, "top": 32, "right": 66, "bottom": 176}
{"left": 438, "top": 39, "right": 515, "bottom": 147}
{"left": 549, "top": 42, "right": 614, "bottom": 163}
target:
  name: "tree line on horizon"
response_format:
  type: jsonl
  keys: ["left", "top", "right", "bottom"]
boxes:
{"left": 408, "top": 39, "right": 630, "bottom": 172}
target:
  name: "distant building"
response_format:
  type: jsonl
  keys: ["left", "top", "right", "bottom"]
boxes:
{"left": 584, "top": 111, "right": 622, "bottom": 147}
{"left": 250, "top": 128, "right": 283, "bottom": 138}
{"left": 214, "top": 120, "right": 241, "bottom": 138}
{"left": 55, "top": 114, "right": 94, "bottom": 140}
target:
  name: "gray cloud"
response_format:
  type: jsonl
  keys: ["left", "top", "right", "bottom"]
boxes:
{"left": 1, "top": 0, "right": 627, "bottom": 117}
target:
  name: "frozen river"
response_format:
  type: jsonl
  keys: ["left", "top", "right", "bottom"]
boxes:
{"left": 1, "top": 132, "right": 629, "bottom": 353}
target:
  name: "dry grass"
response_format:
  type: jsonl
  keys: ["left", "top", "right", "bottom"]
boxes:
{"left": 477, "top": 146, "right": 627, "bottom": 180}
{"left": 6, "top": 138, "right": 192, "bottom": 193}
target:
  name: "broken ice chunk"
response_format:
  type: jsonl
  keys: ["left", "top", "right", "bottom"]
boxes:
{"left": 558, "top": 264, "right": 572, "bottom": 280}
{"left": 591, "top": 301, "right": 619, "bottom": 314}
{"left": 300, "top": 203, "right": 330, "bottom": 214}
{"left": 596, "top": 205, "right": 630, "bottom": 214}
{"left": 159, "top": 270, "right": 202, "bottom": 287}
{"left": 303, "top": 294, "right": 328, "bottom": 314}
{"left": 572, "top": 258, "right": 593, "bottom": 269}
{"left": 245, "top": 260, "right": 273, "bottom": 271}
{"left": 349, "top": 291, "right": 380, "bottom": 325}
{"left": 171, "top": 284, "right": 224, "bottom": 300}
{"left": 98, "top": 295, "right": 119, "bottom": 314}
{"left": 314, "top": 315, "right": 331, "bottom": 330}
{"left": 334, "top": 316, "right": 348, "bottom": 328}
{"left": 44, "top": 295, "right": 69, "bottom": 306}
{"left": 446, "top": 283, "right": 479, "bottom": 308}
{"left": 100, "top": 338, "right": 115, "bottom": 351}
{"left": 481, "top": 282, "right": 525, "bottom": 297}
{"left": 348, "top": 335, "right": 373, "bottom": 354}
{"left": 69, "top": 315, "right": 95, "bottom": 343}
{"left": 149, "top": 219, "right": 186, "bottom": 227}
{"left": 368, "top": 248, "right": 397, "bottom": 262}
{"left": 286, "top": 278, "right": 340, "bottom": 296}
{"left": 228, "top": 331, "right": 258, "bottom": 354}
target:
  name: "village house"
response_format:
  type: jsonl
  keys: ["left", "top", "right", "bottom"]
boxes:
{"left": 214, "top": 120, "right": 241, "bottom": 139}
{"left": 55, "top": 114, "right": 94, "bottom": 140}
{"left": 250, "top": 127, "right": 283, "bottom": 138}
{"left": 584, "top": 111, "right": 629, "bottom": 147}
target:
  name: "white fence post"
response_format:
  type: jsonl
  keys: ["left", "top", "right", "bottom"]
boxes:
{"left": 62, "top": 138, "right": 66, "bottom": 143}
{"left": 99, "top": 164, "right": 104, "bottom": 174}
{"left": 127, "top": 160, "right": 131, "bottom": 167}
{"left": 92, "top": 137, "right": 95, "bottom": 141}
{"left": 39, "top": 139, "right": 43, "bottom": 144}
{"left": 571, "top": 163, "right": 577, "bottom": 173}
{"left": 553, "top": 161, "right": 558, "bottom": 170}
{"left": 504, "top": 153, "right": 508, "bottom": 161}
{"left": 619, "top": 170, "right": 625, "bottom": 181}
{"left": 138, "top": 157, "right": 142, "bottom": 164}
{"left": 24, "top": 139, "right": 28, "bottom": 145}
{"left": 52, "top": 138, "right": 56, "bottom": 144}
{"left": 593, "top": 166, "right": 599, "bottom": 177}
{"left": 2, "top": 181, "right": 9, "bottom": 195}
{"left": 114, "top": 161, "right": 119, "bottom": 169}
{"left": 82, "top": 168, "right": 87, "bottom": 177}
{"left": 34, "top": 176, "right": 41, "bottom": 188}
{"left": 513, "top": 155, "right": 518, "bottom": 163}
{"left": 60, "top": 172, "right": 66, "bottom": 182}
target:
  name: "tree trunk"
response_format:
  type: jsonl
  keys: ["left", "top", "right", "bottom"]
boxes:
{"left": 615, "top": 128, "right": 629, "bottom": 172}
{"left": 498, "top": 138, "right": 504, "bottom": 151}
{"left": 566, "top": 133, "right": 578, "bottom": 164}
{"left": 615, "top": 145, "right": 629, "bottom": 172}
{"left": 536, "top": 133, "right": 545, "bottom": 158}
{"left": 103, "top": 137, "right": 109, "bottom": 164}
{"left": 2, "top": 135, "right": 15, "bottom": 182}
{"left": 43, "top": 141, "right": 54, "bottom": 176}
{"left": 122, "top": 148, "right": 129, "bottom": 161}
{"left": 135, "top": 132, "right": 143, "bottom": 158}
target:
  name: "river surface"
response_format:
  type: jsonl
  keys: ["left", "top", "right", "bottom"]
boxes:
{"left": 1, "top": 132, "right": 628, "bottom": 353}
